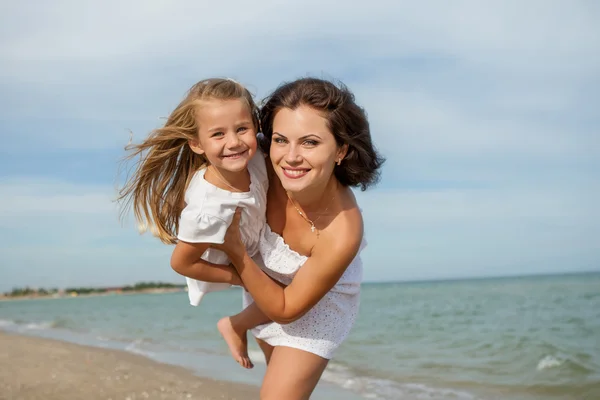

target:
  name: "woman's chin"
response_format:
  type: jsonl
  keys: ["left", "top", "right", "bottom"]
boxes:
{"left": 281, "top": 183, "right": 305, "bottom": 194}
{"left": 278, "top": 174, "right": 310, "bottom": 193}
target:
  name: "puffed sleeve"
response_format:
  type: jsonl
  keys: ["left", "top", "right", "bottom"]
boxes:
{"left": 177, "top": 204, "right": 231, "bottom": 244}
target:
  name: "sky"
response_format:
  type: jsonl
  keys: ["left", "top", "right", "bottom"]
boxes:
{"left": 0, "top": 0, "right": 598, "bottom": 292}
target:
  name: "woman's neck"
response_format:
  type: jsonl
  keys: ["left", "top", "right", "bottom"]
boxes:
{"left": 287, "top": 177, "right": 339, "bottom": 213}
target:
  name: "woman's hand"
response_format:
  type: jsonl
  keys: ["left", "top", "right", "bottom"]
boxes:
{"left": 212, "top": 208, "right": 245, "bottom": 262}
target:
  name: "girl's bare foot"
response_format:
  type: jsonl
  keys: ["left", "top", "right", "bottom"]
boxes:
{"left": 217, "top": 317, "right": 253, "bottom": 369}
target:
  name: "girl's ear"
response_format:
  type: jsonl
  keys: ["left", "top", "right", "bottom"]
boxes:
{"left": 188, "top": 139, "right": 205, "bottom": 155}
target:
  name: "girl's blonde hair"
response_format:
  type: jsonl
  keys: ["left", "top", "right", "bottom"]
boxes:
{"left": 118, "top": 78, "right": 259, "bottom": 244}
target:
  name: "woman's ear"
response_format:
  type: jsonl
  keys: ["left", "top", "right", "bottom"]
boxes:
{"left": 188, "top": 139, "right": 205, "bottom": 155}
{"left": 337, "top": 144, "right": 349, "bottom": 163}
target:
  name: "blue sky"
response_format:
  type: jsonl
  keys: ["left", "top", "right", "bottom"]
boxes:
{"left": 0, "top": 1, "right": 598, "bottom": 292}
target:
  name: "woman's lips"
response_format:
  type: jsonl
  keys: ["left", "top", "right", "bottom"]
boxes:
{"left": 282, "top": 167, "right": 310, "bottom": 179}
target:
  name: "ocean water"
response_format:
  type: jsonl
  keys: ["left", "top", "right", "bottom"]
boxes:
{"left": 1, "top": 273, "right": 599, "bottom": 400}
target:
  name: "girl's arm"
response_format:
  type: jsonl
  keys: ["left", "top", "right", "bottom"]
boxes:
{"left": 171, "top": 241, "right": 242, "bottom": 286}
{"left": 220, "top": 209, "right": 363, "bottom": 324}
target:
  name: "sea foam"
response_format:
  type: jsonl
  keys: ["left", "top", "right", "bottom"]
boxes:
{"left": 537, "top": 355, "right": 563, "bottom": 370}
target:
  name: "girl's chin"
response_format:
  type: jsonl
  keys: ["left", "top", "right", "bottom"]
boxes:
{"left": 215, "top": 159, "right": 251, "bottom": 172}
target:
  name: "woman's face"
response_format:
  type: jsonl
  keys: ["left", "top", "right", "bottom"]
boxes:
{"left": 270, "top": 105, "right": 346, "bottom": 194}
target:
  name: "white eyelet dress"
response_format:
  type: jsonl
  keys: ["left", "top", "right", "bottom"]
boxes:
{"left": 177, "top": 154, "right": 268, "bottom": 306}
{"left": 243, "top": 225, "right": 367, "bottom": 359}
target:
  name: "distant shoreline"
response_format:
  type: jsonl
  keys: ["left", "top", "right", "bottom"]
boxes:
{"left": 0, "top": 287, "right": 185, "bottom": 302}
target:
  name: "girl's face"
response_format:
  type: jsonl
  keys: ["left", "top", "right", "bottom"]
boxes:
{"left": 189, "top": 99, "right": 257, "bottom": 173}
{"left": 270, "top": 105, "right": 347, "bottom": 194}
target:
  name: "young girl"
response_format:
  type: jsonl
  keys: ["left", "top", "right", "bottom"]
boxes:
{"left": 118, "top": 78, "right": 270, "bottom": 369}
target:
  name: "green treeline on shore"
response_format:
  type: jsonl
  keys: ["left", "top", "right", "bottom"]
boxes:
{"left": 3, "top": 282, "right": 185, "bottom": 298}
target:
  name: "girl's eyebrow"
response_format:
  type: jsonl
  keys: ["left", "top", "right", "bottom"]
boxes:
{"left": 207, "top": 126, "right": 225, "bottom": 133}
{"left": 207, "top": 120, "right": 252, "bottom": 133}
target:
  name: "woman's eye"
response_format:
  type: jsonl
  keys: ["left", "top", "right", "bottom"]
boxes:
{"left": 273, "top": 137, "right": 287, "bottom": 144}
{"left": 303, "top": 140, "right": 318, "bottom": 146}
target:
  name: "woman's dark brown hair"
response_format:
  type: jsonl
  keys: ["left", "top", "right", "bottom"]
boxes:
{"left": 260, "top": 77, "right": 384, "bottom": 191}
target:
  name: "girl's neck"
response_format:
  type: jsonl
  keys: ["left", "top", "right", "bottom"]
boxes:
{"left": 205, "top": 165, "right": 250, "bottom": 192}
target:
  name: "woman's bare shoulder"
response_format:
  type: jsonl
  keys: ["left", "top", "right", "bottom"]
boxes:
{"left": 338, "top": 187, "right": 363, "bottom": 230}
{"left": 314, "top": 189, "right": 363, "bottom": 258}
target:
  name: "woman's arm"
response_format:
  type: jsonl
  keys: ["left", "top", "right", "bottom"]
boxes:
{"left": 171, "top": 241, "right": 242, "bottom": 286}
{"left": 223, "top": 209, "right": 363, "bottom": 324}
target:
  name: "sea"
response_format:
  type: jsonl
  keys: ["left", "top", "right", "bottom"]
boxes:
{"left": 1, "top": 272, "right": 599, "bottom": 400}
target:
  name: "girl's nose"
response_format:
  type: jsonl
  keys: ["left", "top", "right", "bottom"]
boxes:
{"left": 227, "top": 132, "right": 242, "bottom": 147}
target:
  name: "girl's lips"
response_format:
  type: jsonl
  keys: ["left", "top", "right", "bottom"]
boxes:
{"left": 282, "top": 167, "right": 310, "bottom": 179}
{"left": 222, "top": 150, "right": 248, "bottom": 159}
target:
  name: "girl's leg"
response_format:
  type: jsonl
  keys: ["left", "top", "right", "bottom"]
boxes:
{"left": 260, "top": 346, "right": 329, "bottom": 400}
{"left": 218, "top": 302, "right": 270, "bottom": 369}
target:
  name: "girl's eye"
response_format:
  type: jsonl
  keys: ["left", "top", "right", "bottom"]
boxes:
{"left": 211, "top": 132, "right": 224, "bottom": 138}
{"left": 237, "top": 127, "right": 248, "bottom": 133}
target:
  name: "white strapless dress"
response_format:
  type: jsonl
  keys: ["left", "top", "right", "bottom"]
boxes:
{"left": 243, "top": 225, "right": 366, "bottom": 359}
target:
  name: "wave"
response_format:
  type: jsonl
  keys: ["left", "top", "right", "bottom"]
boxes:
{"left": 0, "top": 319, "right": 16, "bottom": 328}
{"left": 0, "top": 317, "right": 79, "bottom": 332}
{"left": 321, "top": 362, "right": 480, "bottom": 400}
{"left": 22, "top": 321, "right": 53, "bottom": 330}
{"left": 125, "top": 338, "right": 155, "bottom": 358}
{"left": 1, "top": 319, "right": 54, "bottom": 331}
{"left": 537, "top": 355, "right": 563, "bottom": 370}
{"left": 50, "top": 317, "right": 80, "bottom": 330}
{"left": 247, "top": 347, "right": 480, "bottom": 399}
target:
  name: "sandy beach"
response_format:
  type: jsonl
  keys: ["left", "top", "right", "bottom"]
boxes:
{"left": 0, "top": 332, "right": 259, "bottom": 400}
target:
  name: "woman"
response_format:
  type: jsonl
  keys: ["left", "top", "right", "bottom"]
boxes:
{"left": 218, "top": 77, "right": 384, "bottom": 399}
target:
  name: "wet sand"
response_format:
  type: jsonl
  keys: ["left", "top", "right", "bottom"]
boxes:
{"left": 0, "top": 332, "right": 259, "bottom": 400}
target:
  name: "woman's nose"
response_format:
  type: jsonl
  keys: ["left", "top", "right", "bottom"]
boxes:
{"left": 285, "top": 145, "right": 303, "bottom": 164}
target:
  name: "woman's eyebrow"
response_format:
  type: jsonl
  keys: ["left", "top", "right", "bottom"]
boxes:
{"left": 273, "top": 132, "right": 323, "bottom": 140}
{"left": 298, "top": 134, "right": 322, "bottom": 140}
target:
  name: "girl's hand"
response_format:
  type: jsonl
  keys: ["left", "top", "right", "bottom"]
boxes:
{"left": 213, "top": 208, "right": 245, "bottom": 261}
{"left": 229, "top": 267, "right": 245, "bottom": 288}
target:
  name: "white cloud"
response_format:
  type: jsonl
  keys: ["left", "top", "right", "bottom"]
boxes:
{"left": 0, "top": 179, "right": 176, "bottom": 291}
{"left": 0, "top": 179, "right": 597, "bottom": 291}
{"left": 0, "top": 179, "right": 116, "bottom": 216}
{"left": 2, "top": 0, "right": 598, "bottom": 90}
{"left": 361, "top": 88, "right": 588, "bottom": 157}
{"left": 1, "top": 0, "right": 598, "bottom": 169}
{"left": 355, "top": 188, "right": 600, "bottom": 281}
{"left": 356, "top": 187, "right": 599, "bottom": 222}
{"left": 3, "top": 1, "right": 598, "bottom": 67}
{"left": 0, "top": 1, "right": 598, "bottom": 289}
